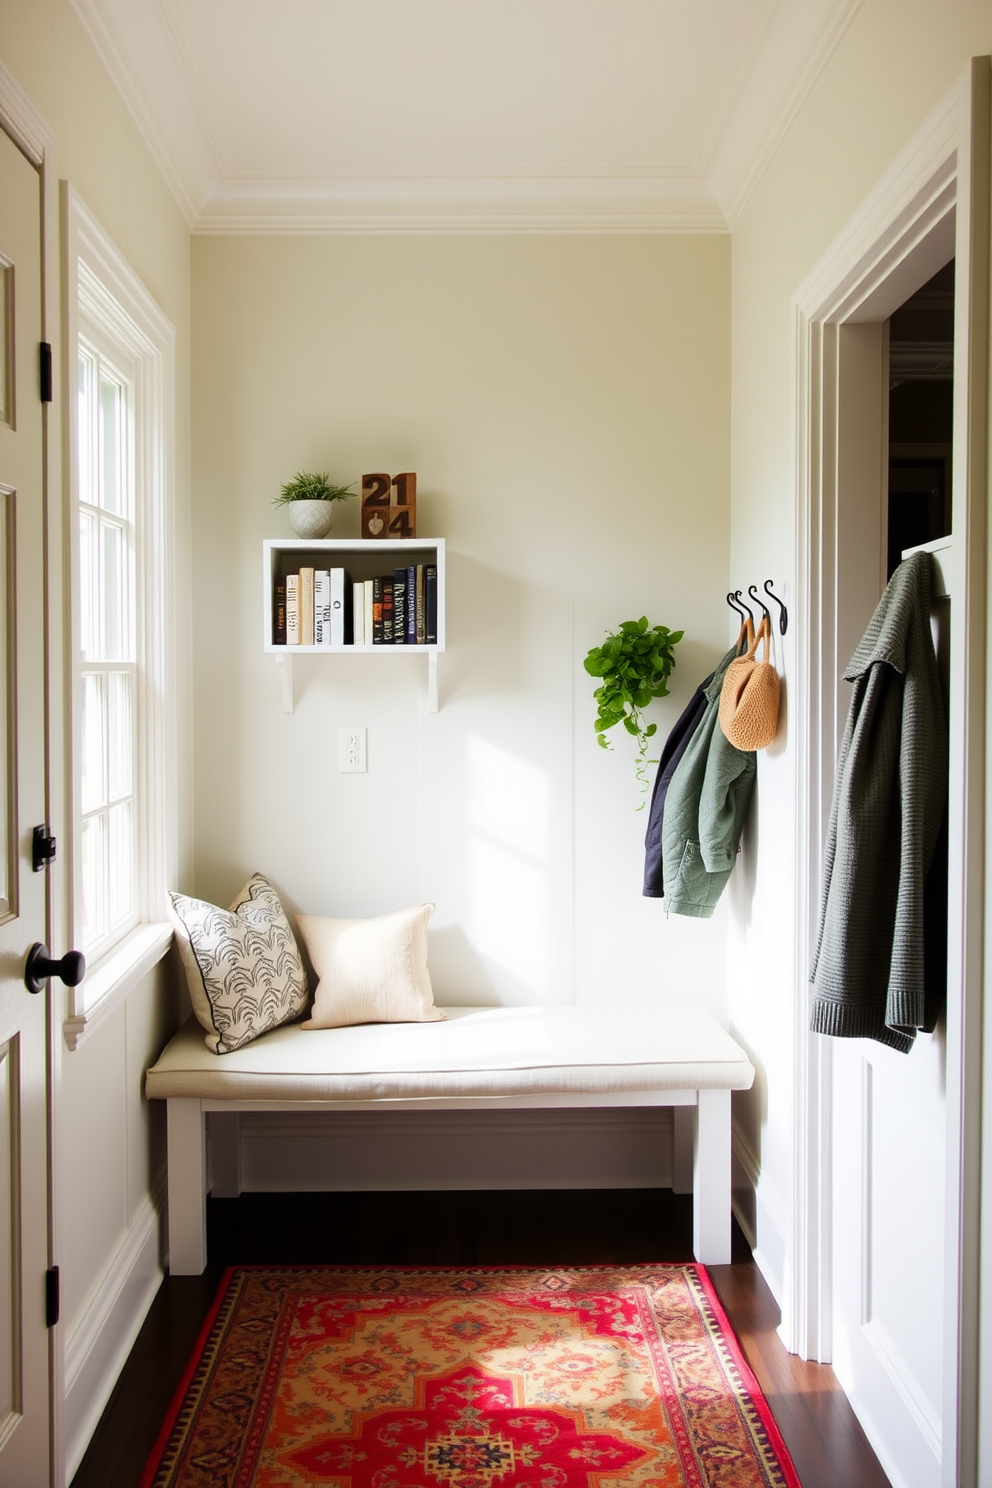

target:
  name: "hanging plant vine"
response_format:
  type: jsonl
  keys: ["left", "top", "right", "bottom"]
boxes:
{"left": 584, "top": 616, "right": 683, "bottom": 807}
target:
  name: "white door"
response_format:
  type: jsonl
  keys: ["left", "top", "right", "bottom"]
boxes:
{"left": 0, "top": 124, "right": 53, "bottom": 1486}
{"left": 823, "top": 63, "right": 989, "bottom": 1488}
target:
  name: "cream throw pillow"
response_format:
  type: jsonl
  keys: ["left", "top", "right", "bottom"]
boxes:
{"left": 168, "top": 873, "right": 309, "bottom": 1054}
{"left": 296, "top": 902, "right": 446, "bottom": 1029}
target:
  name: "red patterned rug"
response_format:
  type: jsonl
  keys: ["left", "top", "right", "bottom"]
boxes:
{"left": 140, "top": 1266, "right": 801, "bottom": 1488}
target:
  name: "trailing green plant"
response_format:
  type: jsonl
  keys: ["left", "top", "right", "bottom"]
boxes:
{"left": 584, "top": 616, "right": 683, "bottom": 806}
{"left": 273, "top": 471, "right": 356, "bottom": 505}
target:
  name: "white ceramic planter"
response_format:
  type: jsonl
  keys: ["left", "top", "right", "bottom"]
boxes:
{"left": 287, "top": 500, "right": 335, "bottom": 538}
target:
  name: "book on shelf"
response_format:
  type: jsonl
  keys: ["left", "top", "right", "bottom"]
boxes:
{"left": 414, "top": 565, "right": 426, "bottom": 644}
{"left": 404, "top": 564, "right": 417, "bottom": 644}
{"left": 352, "top": 579, "right": 366, "bottom": 645}
{"left": 299, "top": 567, "right": 315, "bottom": 646}
{"left": 286, "top": 573, "right": 300, "bottom": 645}
{"left": 392, "top": 568, "right": 407, "bottom": 645}
{"left": 273, "top": 579, "right": 287, "bottom": 645}
{"left": 371, "top": 575, "right": 384, "bottom": 645}
{"left": 330, "top": 567, "right": 348, "bottom": 645}
{"left": 364, "top": 580, "right": 374, "bottom": 644}
{"left": 381, "top": 576, "right": 395, "bottom": 644}
{"left": 313, "top": 569, "right": 331, "bottom": 646}
{"left": 425, "top": 563, "right": 438, "bottom": 645}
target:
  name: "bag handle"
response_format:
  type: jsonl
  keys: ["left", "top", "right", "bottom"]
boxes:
{"left": 742, "top": 613, "right": 771, "bottom": 663}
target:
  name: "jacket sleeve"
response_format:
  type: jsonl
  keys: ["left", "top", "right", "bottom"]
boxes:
{"left": 696, "top": 730, "right": 756, "bottom": 874}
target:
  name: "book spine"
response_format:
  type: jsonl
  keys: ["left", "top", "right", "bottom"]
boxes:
{"left": 405, "top": 564, "right": 417, "bottom": 644}
{"left": 330, "top": 568, "right": 346, "bottom": 646}
{"left": 286, "top": 573, "right": 300, "bottom": 645}
{"left": 313, "top": 569, "right": 331, "bottom": 646}
{"left": 299, "top": 567, "right": 315, "bottom": 646}
{"left": 392, "top": 569, "right": 407, "bottom": 645}
{"left": 415, "top": 564, "right": 426, "bottom": 644}
{"left": 273, "top": 579, "right": 287, "bottom": 645}
{"left": 364, "top": 579, "right": 374, "bottom": 643}
{"left": 425, "top": 563, "right": 438, "bottom": 645}
{"left": 382, "top": 576, "right": 395, "bottom": 644}
{"left": 352, "top": 579, "right": 365, "bottom": 645}
{"left": 372, "top": 575, "right": 384, "bottom": 644}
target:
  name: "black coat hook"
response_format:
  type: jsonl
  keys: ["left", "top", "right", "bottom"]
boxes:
{"left": 726, "top": 590, "right": 746, "bottom": 621}
{"left": 764, "top": 580, "right": 788, "bottom": 635}
{"left": 748, "top": 583, "right": 772, "bottom": 626}
{"left": 734, "top": 589, "right": 755, "bottom": 627}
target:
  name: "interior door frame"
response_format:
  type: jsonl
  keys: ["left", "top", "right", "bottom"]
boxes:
{"left": 0, "top": 57, "right": 67, "bottom": 1488}
{"left": 790, "top": 60, "right": 989, "bottom": 1488}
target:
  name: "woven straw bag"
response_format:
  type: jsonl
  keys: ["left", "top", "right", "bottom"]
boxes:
{"left": 719, "top": 614, "right": 780, "bottom": 751}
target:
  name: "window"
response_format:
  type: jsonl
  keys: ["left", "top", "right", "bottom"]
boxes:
{"left": 63, "top": 188, "right": 176, "bottom": 1045}
{"left": 76, "top": 338, "right": 136, "bottom": 951}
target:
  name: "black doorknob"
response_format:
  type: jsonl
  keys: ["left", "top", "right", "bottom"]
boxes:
{"left": 24, "top": 943, "right": 86, "bottom": 995}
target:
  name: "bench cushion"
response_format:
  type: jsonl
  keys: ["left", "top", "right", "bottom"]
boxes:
{"left": 145, "top": 1003, "right": 754, "bottom": 1103}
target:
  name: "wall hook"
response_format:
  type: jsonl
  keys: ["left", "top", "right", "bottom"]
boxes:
{"left": 764, "top": 580, "right": 788, "bottom": 635}
{"left": 748, "top": 583, "right": 772, "bottom": 626}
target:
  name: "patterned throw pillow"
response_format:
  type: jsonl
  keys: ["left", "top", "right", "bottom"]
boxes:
{"left": 296, "top": 902, "right": 446, "bottom": 1029}
{"left": 168, "top": 873, "right": 309, "bottom": 1054}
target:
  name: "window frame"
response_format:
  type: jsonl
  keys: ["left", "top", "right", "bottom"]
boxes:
{"left": 62, "top": 186, "right": 176, "bottom": 1048}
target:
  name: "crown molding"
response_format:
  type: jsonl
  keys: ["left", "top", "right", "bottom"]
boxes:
{"left": 69, "top": 0, "right": 209, "bottom": 228}
{"left": 710, "top": 0, "right": 865, "bottom": 229}
{"left": 67, "top": 0, "right": 856, "bottom": 236}
{"left": 195, "top": 212, "right": 729, "bottom": 237}
{"left": 192, "top": 172, "right": 728, "bottom": 235}
{"left": 0, "top": 54, "right": 55, "bottom": 165}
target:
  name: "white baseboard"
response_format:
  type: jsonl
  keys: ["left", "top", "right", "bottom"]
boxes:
{"left": 732, "top": 1119, "right": 789, "bottom": 1311}
{"left": 221, "top": 1108, "right": 675, "bottom": 1193}
{"left": 63, "top": 1189, "right": 164, "bottom": 1484}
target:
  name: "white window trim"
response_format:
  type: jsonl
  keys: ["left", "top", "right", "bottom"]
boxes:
{"left": 61, "top": 185, "right": 176, "bottom": 1047}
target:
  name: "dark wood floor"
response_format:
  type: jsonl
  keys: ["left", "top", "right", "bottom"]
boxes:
{"left": 70, "top": 1189, "right": 890, "bottom": 1488}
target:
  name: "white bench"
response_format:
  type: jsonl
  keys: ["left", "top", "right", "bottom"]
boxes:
{"left": 145, "top": 1002, "right": 754, "bottom": 1275}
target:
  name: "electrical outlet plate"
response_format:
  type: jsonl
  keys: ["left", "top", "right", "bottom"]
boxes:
{"left": 339, "top": 726, "right": 367, "bottom": 773}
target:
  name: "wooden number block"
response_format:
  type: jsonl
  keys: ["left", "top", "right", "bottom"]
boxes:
{"left": 362, "top": 473, "right": 391, "bottom": 538}
{"left": 389, "top": 472, "right": 417, "bottom": 538}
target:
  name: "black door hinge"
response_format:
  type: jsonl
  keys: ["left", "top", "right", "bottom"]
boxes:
{"left": 45, "top": 1266, "right": 59, "bottom": 1328}
{"left": 39, "top": 342, "right": 52, "bottom": 403}
{"left": 32, "top": 825, "right": 56, "bottom": 873}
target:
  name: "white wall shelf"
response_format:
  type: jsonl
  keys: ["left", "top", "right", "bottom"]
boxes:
{"left": 263, "top": 537, "right": 445, "bottom": 712}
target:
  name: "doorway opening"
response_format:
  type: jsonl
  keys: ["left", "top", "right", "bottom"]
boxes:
{"left": 887, "top": 260, "right": 955, "bottom": 575}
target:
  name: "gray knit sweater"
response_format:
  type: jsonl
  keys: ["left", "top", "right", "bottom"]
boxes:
{"left": 809, "top": 552, "right": 947, "bottom": 1053}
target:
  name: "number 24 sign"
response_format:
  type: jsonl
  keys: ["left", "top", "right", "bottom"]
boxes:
{"left": 361, "top": 472, "right": 417, "bottom": 539}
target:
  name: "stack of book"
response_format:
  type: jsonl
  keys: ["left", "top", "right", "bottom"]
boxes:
{"left": 273, "top": 563, "right": 438, "bottom": 646}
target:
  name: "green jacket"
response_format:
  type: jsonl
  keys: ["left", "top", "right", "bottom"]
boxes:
{"left": 661, "top": 647, "right": 757, "bottom": 918}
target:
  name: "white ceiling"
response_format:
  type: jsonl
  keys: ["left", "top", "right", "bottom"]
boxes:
{"left": 70, "top": 0, "right": 863, "bottom": 232}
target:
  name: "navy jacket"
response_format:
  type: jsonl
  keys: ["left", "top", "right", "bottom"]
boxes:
{"left": 643, "top": 670, "right": 714, "bottom": 897}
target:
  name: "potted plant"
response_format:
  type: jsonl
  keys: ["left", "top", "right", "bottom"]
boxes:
{"left": 584, "top": 616, "right": 683, "bottom": 806}
{"left": 274, "top": 471, "right": 356, "bottom": 538}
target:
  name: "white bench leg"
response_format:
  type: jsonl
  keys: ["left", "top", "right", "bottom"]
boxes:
{"left": 692, "top": 1088, "right": 732, "bottom": 1265}
{"left": 167, "top": 1098, "right": 207, "bottom": 1275}
{"left": 209, "top": 1113, "right": 242, "bottom": 1198}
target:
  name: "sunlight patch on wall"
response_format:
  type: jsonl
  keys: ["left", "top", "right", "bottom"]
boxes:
{"left": 468, "top": 738, "right": 549, "bottom": 994}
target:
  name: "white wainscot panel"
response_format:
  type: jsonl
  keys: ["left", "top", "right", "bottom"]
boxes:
{"left": 864, "top": 1060, "right": 945, "bottom": 1457}
{"left": 0, "top": 1042, "right": 14, "bottom": 1448}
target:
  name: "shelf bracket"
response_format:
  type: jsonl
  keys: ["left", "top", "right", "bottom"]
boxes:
{"left": 427, "top": 653, "right": 439, "bottom": 713}
{"left": 275, "top": 652, "right": 294, "bottom": 713}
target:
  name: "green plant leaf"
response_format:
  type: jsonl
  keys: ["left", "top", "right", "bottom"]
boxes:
{"left": 585, "top": 612, "right": 683, "bottom": 807}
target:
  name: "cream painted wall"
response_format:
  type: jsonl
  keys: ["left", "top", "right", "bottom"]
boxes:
{"left": 0, "top": 3, "right": 193, "bottom": 1477}
{"left": 727, "top": 0, "right": 992, "bottom": 1300}
{"left": 191, "top": 234, "right": 731, "bottom": 1032}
